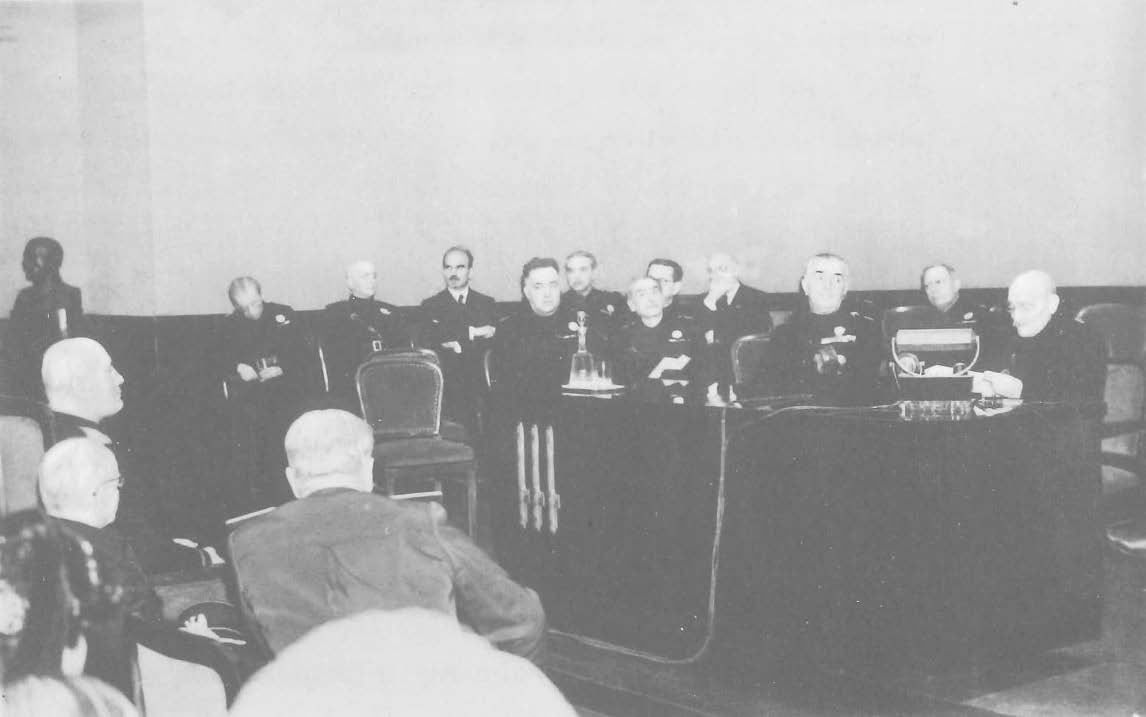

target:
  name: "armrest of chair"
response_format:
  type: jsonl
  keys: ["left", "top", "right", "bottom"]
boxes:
{"left": 1103, "top": 451, "right": 1146, "bottom": 479}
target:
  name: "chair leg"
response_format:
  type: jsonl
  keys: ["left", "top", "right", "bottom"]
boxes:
{"left": 466, "top": 462, "right": 478, "bottom": 539}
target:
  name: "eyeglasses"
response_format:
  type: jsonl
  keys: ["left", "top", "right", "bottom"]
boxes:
{"left": 96, "top": 476, "right": 125, "bottom": 493}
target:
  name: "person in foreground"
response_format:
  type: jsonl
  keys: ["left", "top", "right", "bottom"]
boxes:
{"left": 230, "top": 608, "right": 574, "bottom": 717}
{"left": 228, "top": 409, "right": 546, "bottom": 657}
{"left": 978, "top": 269, "right": 1105, "bottom": 405}
{"left": 38, "top": 439, "right": 162, "bottom": 694}
{"left": 0, "top": 509, "right": 135, "bottom": 708}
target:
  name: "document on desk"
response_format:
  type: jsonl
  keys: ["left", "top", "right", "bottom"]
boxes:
{"left": 648, "top": 355, "right": 690, "bottom": 379}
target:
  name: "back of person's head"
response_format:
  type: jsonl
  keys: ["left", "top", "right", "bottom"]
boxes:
{"left": 0, "top": 674, "right": 138, "bottom": 717}
{"left": 0, "top": 511, "right": 124, "bottom": 683}
{"left": 41, "top": 338, "right": 124, "bottom": 422}
{"left": 230, "top": 609, "right": 575, "bottom": 717}
{"left": 284, "top": 410, "right": 375, "bottom": 497}
{"left": 39, "top": 439, "right": 122, "bottom": 529}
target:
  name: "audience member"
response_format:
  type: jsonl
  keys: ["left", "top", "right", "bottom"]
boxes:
{"left": 646, "top": 258, "right": 690, "bottom": 320}
{"left": 752, "top": 253, "right": 882, "bottom": 405}
{"left": 323, "top": 260, "right": 412, "bottom": 406}
{"left": 418, "top": 247, "right": 499, "bottom": 429}
{"left": 614, "top": 277, "right": 702, "bottom": 403}
{"left": 978, "top": 270, "right": 1105, "bottom": 404}
{"left": 492, "top": 257, "right": 610, "bottom": 413}
{"left": 3, "top": 237, "right": 87, "bottom": 401}
{"left": 220, "top": 276, "right": 310, "bottom": 509}
{"left": 230, "top": 609, "right": 573, "bottom": 717}
{"left": 42, "top": 338, "right": 204, "bottom": 574}
{"left": 229, "top": 409, "right": 546, "bottom": 657}
{"left": 38, "top": 439, "right": 162, "bottom": 693}
{"left": 697, "top": 252, "right": 772, "bottom": 392}
{"left": 0, "top": 510, "right": 130, "bottom": 693}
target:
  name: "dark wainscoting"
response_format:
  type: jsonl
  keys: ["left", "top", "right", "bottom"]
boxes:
{"left": 0, "top": 285, "right": 1140, "bottom": 543}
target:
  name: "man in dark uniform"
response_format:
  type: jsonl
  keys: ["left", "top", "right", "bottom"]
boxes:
{"left": 4, "top": 236, "right": 87, "bottom": 400}
{"left": 220, "top": 277, "right": 310, "bottom": 509}
{"left": 615, "top": 277, "right": 701, "bottom": 404}
{"left": 646, "top": 258, "right": 692, "bottom": 321}
{"left": 978, "top": 270, "right": 1105, "bottom": 405}
{"left": 418, "top": 246, "right": 500, "bottom": 429}
{"left": 562, "top": 250, "right": 627, "bottom": 331}
{"left": 492, "top": 257, "right": 609, "bottom": 416}
{"left": 322, "top": 260, "right": 412, "bottom": 407}
{"left": 919, "top": 263, "right": 991, "bottom": 328}
{"left": 752, "top": 253, "right": 883, "bottom": 406}
{"left": 697, "top": 252, "right": 773, "bottom": 394}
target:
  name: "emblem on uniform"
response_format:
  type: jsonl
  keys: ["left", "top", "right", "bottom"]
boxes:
{"left": 605, "top": 304, "right": 615, "bottom": 315}
{"left": 821, "top": 326, "right": 856, "bottom": 345}
{"left": 275, "top": 314, "right": 287, "bottom": 324}
{"left": 568, "top": 321, "right": 579, "bottom": 332}
{"left": 963, "top": 312, "right": 974, "bottom": 320}
{"left": 671, "top": 329, "right": 683, "bottom": 340}
{"left": 379, "top": 307, "right": 391, "bottom": 315}
{"left": 371, "top": 340, "right": 384, "bottom": 353}
{"left": 705, "top": 329, "right": 715, "bottom": 344}
{"left": 835, "top": 326, "right": 845, "bottom": 336}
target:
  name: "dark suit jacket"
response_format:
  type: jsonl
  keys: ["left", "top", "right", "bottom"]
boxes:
{"left": 51, "top": 517, "right": 162, "bottom": 695}
{"left": 696, "top": 283, "right": 773, "bottom": 386}
{"left": 418, "top": 288, "right": 499, "bottom": 354}
{"left": 229, "top": 488, "right": 546, "bottom": 659}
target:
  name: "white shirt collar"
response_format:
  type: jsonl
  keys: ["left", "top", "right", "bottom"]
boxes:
{"left": 448, "top": 288, "right": 468, "bottom": 302}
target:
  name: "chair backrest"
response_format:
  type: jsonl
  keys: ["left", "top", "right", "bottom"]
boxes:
{"left": 731, "top": 333, "right": 771, "bottom": 386}
{"left": 881, "top": 305, "right": 935, "bottom": 341}
{"left": 1076, "top": 303, "right": 1146, "bottom": 363}
{"left": 356, "top": 353, "right": 444, "bottom": 439}
{"left": 0, "top": 396, "right": 51, "bottom": 517}
{"left": 1077, "top": 303, "right": 1146, "bottom": 459}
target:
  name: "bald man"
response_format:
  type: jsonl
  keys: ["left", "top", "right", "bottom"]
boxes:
{"left": 323, "top": 261, "right": 412, "bottom": 406}
{"left": 697, "top": 252, "right": 772, "bottom": 392}
{"left": 39, "top": 438, "right": 162, "bottom": 692}
{"left": 751, "top": 253, "right": 882, "bottom": 405}
{"left": 43, "top": 338, "right": 205, "bottom": 573}
{"left": 979, "top": 270, "right": 1104, "bottom": 404}
{"left": 229, "top": 410, "right": 545, "bottom": 657}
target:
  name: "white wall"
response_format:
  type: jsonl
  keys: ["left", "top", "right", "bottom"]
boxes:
{"left": 3, "top": 0, "right": 1144, "bottom": 315}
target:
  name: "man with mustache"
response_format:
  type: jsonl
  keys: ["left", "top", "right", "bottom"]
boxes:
{"left": 418, "top": 247, "right": 499, "bottom": 430}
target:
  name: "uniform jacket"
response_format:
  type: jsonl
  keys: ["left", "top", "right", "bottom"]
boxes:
{"left": 4, "top": 281, "right": 85, "bottom": 399}
{"left": 229, "top": 488, "right": 546, "bottom": 659}
{"left": 322, "top": 296, "right": 412, "bottom": 399}
{"left": 979, "top": 315, "right": 1105, "bottom": 405}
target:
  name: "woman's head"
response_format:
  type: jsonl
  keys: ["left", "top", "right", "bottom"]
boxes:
{"left": 0, "top": 511, "right": 123, "bottom": 682}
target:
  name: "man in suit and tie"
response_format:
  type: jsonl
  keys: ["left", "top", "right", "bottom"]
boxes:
{"left": 419, "top": 246, "right": 500, "bottom": 429}
{"left": 697, "top": 252, "right": 773, "bottom": 394}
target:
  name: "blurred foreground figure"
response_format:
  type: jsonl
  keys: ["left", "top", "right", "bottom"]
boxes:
{"left": 230, "top": 609, "right": 574, "bottom": 717}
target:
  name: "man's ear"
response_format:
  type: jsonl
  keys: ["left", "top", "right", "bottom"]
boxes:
{"left": 285, "top": 466, "right": 304, "bottom": 499}
{"left": 627, "top": 296, "right": 638, "bottom": 313}
{"left": 1048, "top": 294, "right": 1061, "bottom": 315}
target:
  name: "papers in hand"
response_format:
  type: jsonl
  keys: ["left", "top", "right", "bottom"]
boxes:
{"left": 648, "top": 355, "right": 690, "bottom": 379}
{"left": 971, "top": 370, "right": 1023, "bottom": 399}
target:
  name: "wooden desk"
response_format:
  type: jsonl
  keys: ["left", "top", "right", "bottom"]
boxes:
{"left": 483, "top": 397, "right": 1102, "bottom": 677}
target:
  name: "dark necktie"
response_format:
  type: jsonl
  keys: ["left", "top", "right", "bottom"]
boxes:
{"left": 716, "top": 294, "right": 729, "bottom": 311}
{"left": 457, "top": 293, "right": 465, "bottom": 306}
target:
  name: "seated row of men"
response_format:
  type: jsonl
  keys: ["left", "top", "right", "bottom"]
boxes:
{"left": 226, "top": 246, "right": 1104, "bottom": 425}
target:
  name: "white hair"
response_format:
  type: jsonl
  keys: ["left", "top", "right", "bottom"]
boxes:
{"left": 284, "top": 410, "right": 374, "bottom": 483}
{"left": 38, "top": 438, "right": 117, "bottom": 517}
